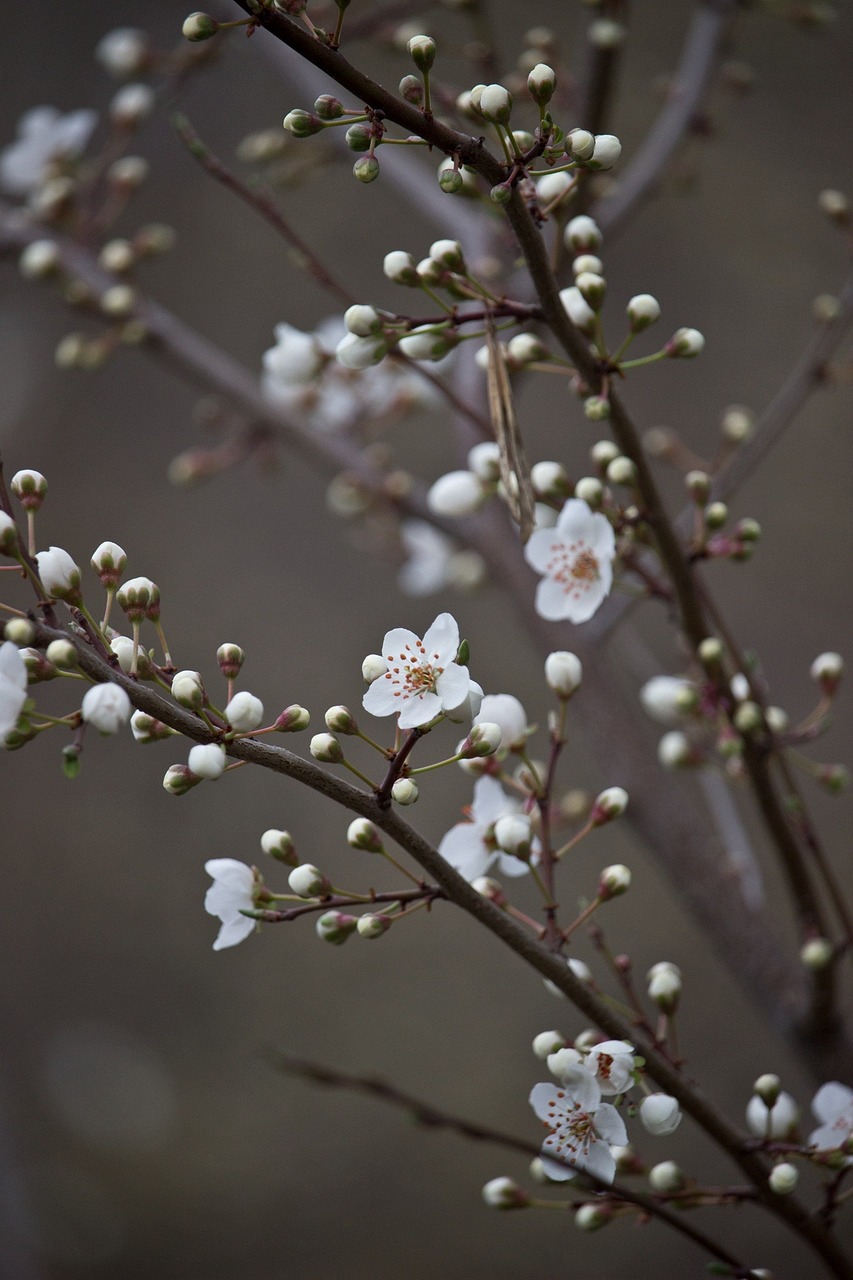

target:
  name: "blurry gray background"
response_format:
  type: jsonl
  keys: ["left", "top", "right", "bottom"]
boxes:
{"left": 1, "top": 2, "right": 852, "bottom": 1277}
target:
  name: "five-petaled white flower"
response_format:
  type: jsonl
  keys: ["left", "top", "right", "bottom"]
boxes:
{"left": 438, "top": 775, "right": 533, "bottom": 882}
{"left": 0, "top": 642, "right": 28, "bottom": 742}
{"left": 529, "top": 1062, "right": 627, "bottom": 1183}
{"left": 362, "top": 612, "right": 471, "bottom": 729}
{"left": 1, "top": 106, "right": 97, "bottom": 196}
{"left": 204, "top": 859, "right": 258, "bottom": 951}
{"left": 809, "top": 1082, "right": 853, "bottom": 1152}
{"left": 524, "top": 498, "right": 615, "bottom": 623}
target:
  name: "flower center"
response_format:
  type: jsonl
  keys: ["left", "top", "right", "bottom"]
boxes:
{"left": 546, "top": 539, "right": 601, "bottom": 601}
{"left": 383, "top": 640, "right": 443, "bottom": 700}
{"left": 541, "top": 1090, "right": 597, "bottom": 1168}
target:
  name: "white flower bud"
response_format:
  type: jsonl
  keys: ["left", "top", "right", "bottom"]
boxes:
{"left": 398, "top": 326, "right": 456, "bottom": 361}
{"left": 471, "top": 876, "right": 507, "bottom": 906}
{"left": 606, "top": 456, "right": 636, "bottom": 486}
{"left": 362, "top": 654, "right": 388, "bottom": 684}
{"left": 90, "top": 541, "right": 127, "bottom": 587}
{"left": 585, "top": 134, "right": 621, "bottom": 170}
{"left": 162, "top": 764, "right": 201, "bottom": 796}
{"left": 535, "top": 171, "right": 572, "bottom": 205}
{"left": 187, "top": 742, "right": 227, "bottom": 779}
{"left": 429, "top": 238, "right": 465, "bottom": 271}
{"left": 564, "top": 215, "right": 602, "bottom": 254}
{"left": 546, "top": 1046, "right": 584, "bottom": 1080}
{"left": 81, "top": 682, "right": 132, "bottom": 734}
{"left": 110, "top": 83, "right": 155, "bottom": 127}
{"left": 225, "top": 691, "right": 264, "bottom": 733}
{"left": 275, "top": 704, "right": 310, "bottom": 732}
{"left": 45, "top": 639, "right": 77, "bottom": 669}
{"left": 658, "top": 730, "right": 694, "bottom": 769}
{"left": 753, "top": 1074, "right": 781, "bottom": 1105}
{"left": 109, "top": 156, "right": 149, "bottom": 188}
{"left": 507, "top": 333, "right": 549, "bottom": 366}
{"left": 288, "top": 863, "right": 330, "bottom": 898}
{"left": 96, "top": 27, "right": 149, "bottom": 76}
{"left": 479, "top": 83, "right": 513, "bottom": 124}
{"left": 467, "top": 441, "right": 501, "bottom": 482}
{"left": 357, "top": 912, "right": 392, "bottom": 939}
{"left": 584, "top": 395, "right": 610, "bottom": 422}
{"left": 391, "top": 778, "right": 419, "bottom": 805}
{"left": 117, "top": 576, "right": 159, "bottom": 621}
{"left": 559, "top": 286, "right": 596, "bottom": 335}
{"left": 344, "top": 304, "right": 383, "bottom": 337}
{"left": 310, "top": 733, "right": 343, "bottom": 763}
{"left": 640, "top": 1094, "right": 682, "bottom": 1136}
{"left": 494, "top": 813, "right": 532, "bottom": 860}
{"left": 532, "top": 1030, "right": 567, "bottom": 1059}
{"left": 574, "top": 1203, "right": 610, "bottom": 1231}
{"left": 216, "top": 643, "right": 244, "bottom": 678}
{"left": 589, "top": 19, "right": 626, "bottom": 48}
{"left": 261, "top": 829, "right": 297, "bottom": 865}
{"left": 347, "top": 818, "right": 384, "bottom": 853}
{"left": 482, "top": 1177, "right": 530, "bottom": 1209}
{"left": 322, "top": 706, "right": 356, "bottom": 736}
{"left": 746, "top": 1091, "right": 799, "bottom": 1139}
{"left": 0, "top": 511, "right": 19, "bottom": 556}
{"left": 566, "top": 128, "right": 595, "bottom": 162}
{"left": 575, "top": 271, "right": 606, "bottom": 310}
{"left": 649, "top": 1161, "right": 684, "bottom": 1193}
{"left": 19, "top": 240, "right": 60, "bottom": 279}
{"left": 527, "top": 62, "right": 556, "bottom": 105}
{"left": 35, "top": 546, "right": 81, "bottom": 601}
{"left": 283, "top": 109, "right": 324, "bottom": 138}
{"left": 598, "top": 863, "right": 631, "bottom": 900}
{"left": 811, "top": 651, "right": 843, "bottom": 695}
{"left": 130, "top": 710, "right": 172, "bottom": 743}
{"left": 99, "top": 238, "right": 135, "bottom": 274}
{"left": 800, "top": 937, "right": 834, "bottom": 970}
{"left": 335, "top": 332, "right": 388, "bottom": 370}
{"left": 407, "top": 34, "right": 436, "bottom": 71}
{"left": 721, "top": 403, "right": 754, "bottom": 443}
{"left": 574, "top": 476, "right": 603, "bottom": 507}
{"left": 460, "top": 721, "right": 502, "bottom": 758}
{"left": 647, "top": 961, "right": 681, "bottom": 1012}
{"left": 640, "top": 676, "right": 693, "bottom": 725}
{"left": 182, "top": 12, "right": 219, "bottom": 41}
{"left": 171, "top": 670, "right": 204, "bottom": 710}
{"left": 383, "top": 250, "right": 420, "bottom": 285}
{"left": 626, "top": 293, "right": 661, "bottom": 333}
{"left": 591, "top": 786, "right": 628, "bottom": 825}
{"left": 316, "top": 911, "right": 358, "bottom": 944}
{"left": 427, "top": 470, "right": 486, "bottom": 518}
{"left": 545, "top": 651, "right": 582, "bottom": 699}
{"left": 734, "top": 701, "right": 763, "bottom": 735}
{"left": 4, "top": 618, "right": 34, "bottom": 645}
{"left": 568, "top": 957, "right": 593, "bottom": 983}
{"left": 666, "top": 327, "right": 705, "bottom": 358}
{"left": 769, "top": 1163, "right": 799, "bottom": 1195}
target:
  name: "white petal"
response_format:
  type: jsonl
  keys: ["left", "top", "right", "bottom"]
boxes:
{"left": 421, "top": 612, "right": 460, "bottom": 662}
{"left": 212, "top": 914, "right": 256, "bottom": 950}
{"left": 812, "top": 1082, "right": 853, "bottom": 1124}
{"left": 594, "top": 1102, "right": 628, "bottom": 1147}
{"left": 436, "top": 662, "right": 471, "bottom": 713}
{"left": 398, "top": 689, "right": 443, "bottom": 729}
{"left": 438, "top": 823, "right": 491, "bottom": 882}
{"left": 524, "top": 527, "right": 563, "bottom": 575}
{"left": 362, "top": 672, "right": 400, "bottom": 718}
{"left": 576, "top": 1136, "right": 616, "bottom": 1184}
{"left": 470, "top": 775, "right": 512, "bottom": 825}
{"left": 535, "top": 574, "right": 574, "bottom": 621}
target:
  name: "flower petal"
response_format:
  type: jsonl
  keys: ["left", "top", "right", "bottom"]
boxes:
{"left": 422, "top": 612, "right": 460, "bottom": 662}
{"left": 212, "top": 914, "right": 256, "bottom": 951}
{"left": 812, "top": 1082, "right": 853, "bottom": 1124}
{"left": 398, "top": 689, "right": 443, "bottom": 729}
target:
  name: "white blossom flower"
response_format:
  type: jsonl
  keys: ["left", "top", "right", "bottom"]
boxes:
{"left": 225, "top": 691, "right": 264, "bottom": 733}
{"left": 35, "top": 546, "right": 81, "bottom": 600}
{"left": 524, "top": 499, "right": 615, "bottom": 623}
{"left": 81, "top": 682, "right": 131, "bottom": 734}
{"left": 188, "top": 743, "right": 227, "bottom": 779}
{"left": 473, "top": 693, "right": 528, "bottom": 753}
{"left": 362, "top": 613, "right": 470, "bottom": 729}
{"left": 529, "top": 1062, "right": 627, "bottom": 1183}
{"left": 640, "top": 675, "right": 693, "bottom": 725}
{"left": 0, "top": 641, "right": 28, "bottom": 741}
{"left": 204, "top": 858, "right": 257, "bottom": 950}
{"left": 1, "top": 106, "right": 97, "bottom": 196}
{"left": 809, "top": 1082, "right": 853, "bottom": 1151}
{"left": 262, "top": 322, "right": 324, "bottom": 385}
{"left": 585, "top": 1041, "right": 636, "bottom": 1095}
{"left": 640, "top": 1094, "right": 682, "bottom": 1136}
{"left": 398, "top": 520, "right": 453, "bottom": 597}
{"left": 438, "top": 775, "right": 532, "bottom": 881}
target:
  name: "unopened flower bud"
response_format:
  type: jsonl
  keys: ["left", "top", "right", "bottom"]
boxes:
{"left": 479, "top": 83, "right": 512, "bottom": 124}
{"left": 336, "top": 332, "right": 388, "bottom": 369}
{"left": 0, "top": 512, "right": 20, "bottom": 556}
{"left": 310, "top": 732, "right": 343, "bottom": 763}
{"left": 21, "top": 647, "right": 57, "bottom": 683}
{"left": 457, "top": 721, "right": 500, "bottom": 759}
{"left": 532, "top": 1030, "right": 567, "bottom": 1059}
{"left": 626, "top": 294, "right": 661, "bottom": 332}
{"left": 574, "top": 477, "right": 603, "bottom": 507}
{"left": 182, "top": 11, "right": 219, "bottom": 40}
{"left": 19, "top": 239, "right": 60, "bottom": 278}
{"left": 769, "top": 1162, "right": 799, "bottom": 1195}
{"left": 566, "top": 128, "right": 595, "bottom": 163}
{"left": 163, "top": 763, "right": 202, "bottom": 795}
{"left": 606, "top": 455, "right": 636, "bottom": 486}
{"left": 81, "top": 682, "right": 132, "bottom": 734}
{"left": 544, "top": 651, "right": 582, "bottom": 699}
{"left": 398, "top": 325, "right": 458, "bottom": 361}
{"left": 89, "top": 540, "right": 126, "bottom": 588}
{"left": 753, "top": 1074, "right": 781, "bottom": 1105}
{"left": 188, "top": 742, "right": 227, "bottom": 779}
{"left": 110, "top": 83, "right": 155, "bottom": 128}
{"left": 493, "top": 813, "right": 532, "bottom": 860}
{"left": 705, "top": 501, "right": 728, "bottom": 530}
{"left": 583, "top": 396, "right": 609, "bottom": 422}
{"left": 527, "top": 62, "right": 556, "bottom": 105}
{"left": 598, "top": 863, "right": 631, "bottom": 900}
{"left": 361, "top": 654, "right": 388, "bottom": 685}
{"left": 225, "top": 691, "right": 264, "bottom": 733}
{"left": 818, "top": 188, "right": 849, "bottom": 223}
{"left": 130, "top": 710, "right": 173, "bottom": 743}
{"left": 353, "top": 155, "right": 380, "bottom": 184}
{"left": 316, "top": 911, "right": 358, "bottom": 944}
{"left": 283, "top": 109, "right": 324, "bottom": 138}
{"left": 640, "top": 1094, "right": 682, "bottom": 1136}
{"left": 649, "top": 1161, "right": 684, "bottom": 1193}
{"left": 117, "top": 576, "right": 159, "bottom": 621}
{"left": 685, "top": 470, "right": 710, "bottom": 504}
{"left": 383, "top": 250, "right": 419, "bottom": 286}
{"left": 585, "top": 134, "right": 621, "bottom": 170}
{"left": 347, "top": 818, "right": 384, "bottom": 853}
{"left": 357, "top": 912, "right": 392, "bottom": 939}
{"left": 10, "top": 470, "right": 47, "bottom": 513}
{"left": 665, "top": 327, "right": 705, "bottom": 358}
{"left": 657, "top": 730, "right": 696, "bottom": 769}
{"left": 4, "top": 618, "right": 34, "bottom": 646}
{"left": 801, "top": 937, "right": 834, "bottom": 970}
{"left": 811, "top": 651, "right": 843, "bottom": 696}
{"left": 260, "top": 828, "right": 297, "bottom": 864}
{"left": 171, "top": 670, "right": 204, "bottom": 710}
{"left": 591, "top": 786, "right": 628, "bottom": 825}
{"left": 574, "top": 1202, "right": 610, "bottom": 1231}
{"left": 288, "top": 863, "right": 330, "bottom": 898}
{"left": 698, "top": 636, "right": 724, "bottom": 666}
{"left": 734, "top": 700, "right": 763, "bottom": 735}
{"left": 391, "top": 777, "right": 419, "bottom": 805}
{"left": 407, "top": 34, "right": 436, "bottom": 71}
{"left": 343, "top": 304, "right": 383, "bottom": 337}
{"left": 575, "top": 271, "right": 606, "bottom": 311}
{"left": 482, "top": 1177, "right": 530, "bottom": 1209}
{"left": 427, "top": 470, "right": 485, "bottom": 518}
{"left": 472, "top": 876, "right": 508, "bottom": 906}
{"left": 547, "top": 1047, "right": 584, "bottom": 1080}
{"left": 438, "top": 168, "right": 464, "bottom": 194}
{"left": 216, "top": 643, "right": 244, "bottom": 679}
{"left": 325, "top": 705, "right": 358, "bottom": 735}
{"left": 564, "top": 214, "right": 602, "bottom": 253}
{"left": 399, "top": 74, "right": 424, "bottom": 105}
{"left": 647, "top": 960, "right": 681, "bottom": 1012}
{"left": 746, "top": 1091, "right": 799, "bottom": 1138}
{"left": 35, "top": 546, "right": 81, "bottom": 602}
{"left": 275, "top": 704, "right": 310, "bottom": 732}
{"left": 721, "top": 403, "right": 754, "bottom": 443}
{"left": 45, "top": 639, "right": 77, "bottom": 669}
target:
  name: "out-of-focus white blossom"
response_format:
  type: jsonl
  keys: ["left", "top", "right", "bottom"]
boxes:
{"left": 0, "top": 642, "right": 28, "bottom": 742}
{"left": 1, "top": 107, "right": 96, "bottom": 196}
{"left": 524, "top": 499, "right": 615, "bottom": 623}
{"left": 81, "top": 682, "right": 131, "bottom": 734}
{"left": 204, "top": 859, "right": 257, "bottom": 950}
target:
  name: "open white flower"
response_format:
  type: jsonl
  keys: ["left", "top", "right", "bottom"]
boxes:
{"left": 362, "top": 613, "right": 470, "bottom": 729}
{"left": 398, "top": 520, "right": 453, "bottom": 597}
{"left": 529, "top": 1062, "right": 627, "bottom": 1183}
{"left": 585, "top": 1040, "right": 636, "bottom": 1095}
{"left": 524, "top": 499, "right": 615, "bottom": 623}
{"left": 438, "top": 775, "right": 532, "bottom": 882}
{"left": 204, "top": 859, "right": 257, "bottom": 950}
{"left": 809, "top": 1082, "right": 853, "bottom": 1151}
{"left": 262, "top": 322, "right": 324, "bottom": 386}
{"left": 1, "top": 106, "right": 97, "bottom": 196}
{"left": 0, "top": 641, "right": 28, "bottom": 741}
